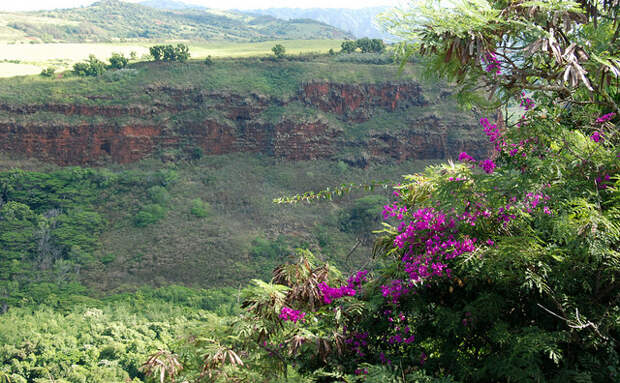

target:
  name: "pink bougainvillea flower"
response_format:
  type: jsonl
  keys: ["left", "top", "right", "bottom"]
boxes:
{"left": 596, "top": 112, "right": 616, "bottom": 123}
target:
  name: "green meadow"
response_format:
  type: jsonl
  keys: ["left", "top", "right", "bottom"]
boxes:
{"left": 0, "top": 39, "right": 344, "bottom": 77}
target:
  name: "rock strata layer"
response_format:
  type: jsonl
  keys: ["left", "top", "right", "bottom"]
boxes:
{"left": 0, "top": 81, "right": 489, "bottom": 166}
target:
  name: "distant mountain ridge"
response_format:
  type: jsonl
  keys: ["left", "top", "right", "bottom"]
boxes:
{"left": 140, "top": 0, "right": 206, "bottom": 10}
{"left": 0, "top": 0, "right": 352, "bottom": 43}
{"left": 138, "top": 1, "right": 397, "bottom": 41}
{"left": 248, "top": 7, "right": 397, "bottom": 41}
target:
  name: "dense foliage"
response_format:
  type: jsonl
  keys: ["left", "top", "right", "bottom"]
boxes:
{"left": 149, "top": 44, "right": 191, "bottom": 63}
{"left": 72, "top": 55, "right": 106, "bottom": 77}
{"left": 272, "top": 44, "right": 286, "bottom": 59}
{"left": 141, "top": 1, "right": 619, "bottom": 382}
{"left": 340, "top": 38, "right": 386, "bottom": 54}
{"left": 0, "top": 286, "right": 239, "bottom": 382}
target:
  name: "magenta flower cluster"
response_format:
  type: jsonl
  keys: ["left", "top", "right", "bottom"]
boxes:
{"left": 480, "top": 117, "right": 501, "bottom": 143}
{"left": 379, "top": 207, "right": 477, "bottom": 303}
{"left": 458, "top": 151, "right": 497, "bottom": 174}
{"left": 458, "top": 152, "right": 476, "bottom": 162}
{"left": 381, "top": 280, "right": 410, "bottom": 304}
{"left": 347, "top": 270, "right": 369, "bottom": 289}
{"left": 483, "top": 52, "right": 501, "bottom": 74}
{"left": 279, "top": 307, "right": 306, "bottom": 323}
{"left": 318, "top": 283, "right": 355, "bottom": 304}
{"left": 344, "top": 330, "right": 369, "bottom": 357}
{"left": 596, "top": 112, "right": 616, "bottom": 123}
{"left": 591, "top": 131, "right": 604, "bottom": 143}
{"left": 479, "top": 159, "right": 496, "bottom": 174}
{"left": 520, "top": 92, "right": 535, "bottom": 111}
{"left": 596, "top": 174, "right": 611, "bottom": 190}
{"left": 383, "top": 202, "right": 408, "bottom": 220}
{"left": 523, "top": 192, "right": 551, "bottom": 214}
{"left": 318, "top": 270, "right": 368, "bottom": 304}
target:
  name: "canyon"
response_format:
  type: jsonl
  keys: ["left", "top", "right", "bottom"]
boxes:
{"left": 0, "top": 81, "right": 489, "bottom": 166}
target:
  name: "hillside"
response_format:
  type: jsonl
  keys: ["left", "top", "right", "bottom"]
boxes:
{"left": 138, "top": 0, "right": 396, "bottom": 41}
{"left": 0, "top": 0, "right": 352, "bottom": 43}
{"left": 0, "top": 56, "right": 488, "bottom": 294}
{"left": 249, "top": 7, "right": 397, "bottom": 41}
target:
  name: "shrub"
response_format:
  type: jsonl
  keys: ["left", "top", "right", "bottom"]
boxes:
{"left": 108, "top": 52, "right": 128, "bottom": 69}
{"left": 338, "top": 195, "right": 385, "bottom": 235}
{"left": 40, "top": 67, "right": 56, "bottom": 77}
{"left": 73, "top": 55, "right": 105, "bottom": 77}
{"left": 334, "top": 52, "right": 394, "bottom": 65}
{"left": 340, "top": 40, "right": 357, "bottom": 53}
{"left": 190, "top": 199, "right": 210, "bottom": 218}
{"left": 271, "top": 44, "right": 286, "bottom": 59}
{"left": 249, "top": 236, "right": 289, "bottom": 259}
{"left": 147, "top": 186, "right": 170, "bottom": 206}
{"left": 134, "top": 204, "right": 166, "bottom": 227}
{"left": 204, "top": 55, "right": 213, "bottom": 66}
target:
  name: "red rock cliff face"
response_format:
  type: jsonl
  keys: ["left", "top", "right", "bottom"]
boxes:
{"left": 0, "top": 81, "right": 489, "bottom": 166}
{"left": 300, "top": 82, "right": 428, "bottom": 122}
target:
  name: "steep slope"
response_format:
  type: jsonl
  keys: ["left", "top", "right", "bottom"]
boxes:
{"left": 0, "top": 56, "right": 490, "bottom": 293}
{"left": 0, "top": 0, "right": 352, "bottom": 43}
{"left": 0, "top": 58, "right": 488, "bottom": 167}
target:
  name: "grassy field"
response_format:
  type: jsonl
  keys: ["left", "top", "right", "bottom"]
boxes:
{"left": 0, "top": 39, "right": 343, "bottom": 77}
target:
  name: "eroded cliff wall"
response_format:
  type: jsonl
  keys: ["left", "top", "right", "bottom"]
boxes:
{"left": 0, "top": 81, "right": 489, "bottom": 166}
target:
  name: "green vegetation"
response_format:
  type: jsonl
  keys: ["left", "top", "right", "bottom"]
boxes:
{"left": 0, "top": 0, "right": 351, "bottom": 44}
{"left": 271, "top": 43, "right": 286, "bottom": 59}
{"left": 340, "top": 38, "right": 385, "bottom": 54}
{"left": 0, "top": 286, "right": 240, "bottom": 382}
{"left": 149, "top": 44, "right": 190, "bottom": 62}
{"left": 39, "top": 67, "right": 55, "bottom": 77}
{"left": 0, "top": 55, "right": 419, "bottom": 104}
{"left": 190, "top": 198, "right": 210, "bottom": 218}
{"left": 3, "top": 1, "right": 616, "bottom": 381}
{"left": 108, "top": 52, "right": 129, "bottom": 69}
{"left": 0, "top": 154, "right": 431, "bottom": 306}
{"left": 0, "top": 39, "right": 346, "bottom": 78}
{"left": 73, "top": 54, "right": 106, "bottom": 76}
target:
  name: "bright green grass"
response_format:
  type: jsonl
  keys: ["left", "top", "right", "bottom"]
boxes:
{"left": 0, "top": 39, "right": 343, "bottom": 77}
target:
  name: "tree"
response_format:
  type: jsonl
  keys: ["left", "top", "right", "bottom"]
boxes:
{"left": 355, "top": 37, "right": 372, "bottom": 53}
{"left": 369, "top": 38, "right": 385, "bottom": 53}
{"left": 108, "top": 52, "right": 128, "bottom": 69}
{"left": 40, "top": 67, "right": 55, "bottom": 77}
{"left": 340, "top": 40, "right": 357, "bottom": 53}
{"left": 149, "top": 44, "right": 190, "bottom": 62}
{"left": 174, "top": 43, "right": 190, "bottom": 62}
{"left": 149, "top": 45, "right": 163, "bottom": 61}
{"left": 271, "top": 44, "right": 286, "bottom": 59}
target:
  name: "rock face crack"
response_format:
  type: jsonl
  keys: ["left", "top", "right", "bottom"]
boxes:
{"left": 0, "top": 81, "right": 489, "bottom": 166}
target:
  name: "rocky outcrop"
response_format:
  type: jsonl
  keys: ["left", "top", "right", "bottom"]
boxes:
{"left": 300, "top": 81, "right": 428, "bottom": 122}
{"left": 0, "top": 81, "right": 490, "bottom": 166}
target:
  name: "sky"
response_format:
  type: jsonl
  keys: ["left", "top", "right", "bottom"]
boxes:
{"left": 0, "top": 0, "right": 401, "bottom": 12}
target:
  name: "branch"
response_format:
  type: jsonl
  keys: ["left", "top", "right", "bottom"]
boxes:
{"left": 537, "top": 303, "right": 612, "bottom": 342}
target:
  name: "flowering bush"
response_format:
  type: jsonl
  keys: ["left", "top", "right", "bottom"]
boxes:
{"left": 146, "top": 1, "right": 619, "bottom": 382}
